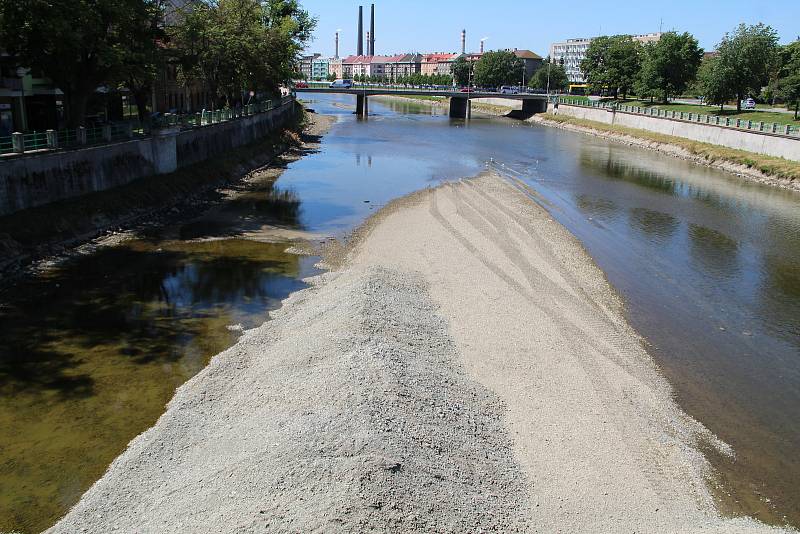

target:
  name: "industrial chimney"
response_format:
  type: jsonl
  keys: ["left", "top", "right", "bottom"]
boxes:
{"left": 370, "top": 4, "right": 375, "bottom": 56}
{"left": 357, "top": 6, "right": 364, "bottom": 56}
{"left": 480, "top": 40, "right": 484, "bottom": 53}
{"left": 335, "top": 31, "right": 339, "bottom": 59}
{"left": 366, "top": 31, "right": 371, "bottom": 55}
{"left": 461, "top": 29, "right": 466, "bottom": 54}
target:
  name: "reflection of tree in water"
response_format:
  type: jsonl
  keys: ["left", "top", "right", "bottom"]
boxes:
{"left": 575, "top": 194, "right": 619, "bottom": 221}
{"left": 687, "top": 223, "right": 739, "bottom": 277}
{"left": 226, "top": 182, "right": 303, "bottom": 228}
{"left": 757, "top": 220, "right": 800, "bottom": 343}
{"left": 579, "top": 150, "right": 678, "bottom": 195}
{"left": 0, "top": 242, "right": 305, "bottom": 394}
{"left": 628, "top": 207, "right": 680, "bottom": 242}
{"left": 579, "top": 147, "right": 750, "bottom": 215}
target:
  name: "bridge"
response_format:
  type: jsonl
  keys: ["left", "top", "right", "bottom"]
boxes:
{"left": 296, "top": 87, "right": 549, "bottom": 119}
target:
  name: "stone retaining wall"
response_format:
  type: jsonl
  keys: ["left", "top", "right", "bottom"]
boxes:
{"left": 0, "top": 99, "right": 297, "bottom": 216}
{"left": 551, "top": 103, "right": 800, "bottom": 161}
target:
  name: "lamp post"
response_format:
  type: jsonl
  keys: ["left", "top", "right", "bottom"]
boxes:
{"left": 16, "top": 66, "right": 29, "bottom": 132}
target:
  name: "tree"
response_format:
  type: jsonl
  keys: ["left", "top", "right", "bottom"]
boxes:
{"left": 581, "top": 35, "right": 642, "bottom": 99}
{"left": 636, "top": 32, "right": 703, "bottom": 103}
{"left": 0, "top": 0, "right": 165, "bottom": 127}
{"left": 696, "top": 56, "right": 736, "bottom": 110}
{"left": 529, "top": 62, "right": 568, "bottom": 92}
{"left": 716, "top": 23, "right": 780, "bottom": 111}
{"left": 169, "top": 0, "right": 315, "bottom": 109}
{"left": 473, "top": 51, "right": 523, "bottom": 88}
{"left": 774, "top": 74, "right": 800, "bottom": 119}
{"left": 767, "top": 40, "right": 800, "bottom": 110}
{"left": 451, "top": 56, "right": 472, "bottom": 87}
{"left": 327, "top": 72, "right": 337, "bottom": 82}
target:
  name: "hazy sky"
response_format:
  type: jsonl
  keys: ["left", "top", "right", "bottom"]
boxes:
{"left": 301, "top": 0, "right": 800, "bottom": 58}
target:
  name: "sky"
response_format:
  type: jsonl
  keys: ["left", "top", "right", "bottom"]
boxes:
{"left": 301, "top": 0, "right": 800, "bottom": 58}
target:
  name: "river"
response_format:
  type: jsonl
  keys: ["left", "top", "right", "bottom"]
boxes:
{"left": 0, "top": 93, "right": 798, "bottom": 532}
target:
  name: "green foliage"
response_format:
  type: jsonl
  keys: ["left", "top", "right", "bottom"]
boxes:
{"left": 696, "top": 56, "right": 736, "bottom": 109}
{"left": 581, "top": 35, "right": 642, "bottom": 99}
{"left": 0, "top": 0, "right": 164, "bottom": 126}
{"left": 716, "top": 23, "right": 780, "bottom": 110}
{"left": 451, "top": 56, "right": 472, "bottom": 87}
{"left": 327, "top": 73, "right": 337, "bottom": 82}
{"left": 636, "top": 32, "right": 703, "bottom": 103}
{"left": 169, "top": 0, "right": 315, "bottom": 108}
{"left": 473, "top": 51, "right": 524, "bottom": 88}
{"left": 529, "top": 62, "right": 568, "bottom": 92}
{"left": 774, "top": 74, "right": 800, "bottom": 119}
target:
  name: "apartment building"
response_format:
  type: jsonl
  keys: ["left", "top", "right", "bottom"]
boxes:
{"left": 550, "top": 33, "right": 662, "bottom": 83}
{"left": 421, "top": 53, "right": 457, "bottom": 75}
{"left": 311, "top": 57, "right": 331, "bottom": 80}
{"left": 299, "top": 54, "right": 321, "bottom": 80}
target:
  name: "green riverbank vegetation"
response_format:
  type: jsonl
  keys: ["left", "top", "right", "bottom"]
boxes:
{"left": 0, "top": 0, "right": 315, "bottom": 125}
{"left": 568, "top": 24, "right": 799, "bottom": 119}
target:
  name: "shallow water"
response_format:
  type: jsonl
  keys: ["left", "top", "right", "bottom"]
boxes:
{"left": 1, "top": 93, "right": 798, "bottom": 531}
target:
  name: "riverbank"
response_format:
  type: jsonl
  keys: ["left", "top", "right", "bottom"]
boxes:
{"left": 49, "top": 173, "right": 792, "bottom": 533}
{"left": 0, "top": 109, "right": 335, "bottom": 286}
{"left": 531, "top": 113, "right": 800, "bottom": 192}
{"left": 371, "top": 94, "right": 516, "bottom": 116}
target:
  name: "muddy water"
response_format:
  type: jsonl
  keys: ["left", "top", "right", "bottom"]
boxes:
{"left": 1, "top": 93, "right": 799, "bottom": 531}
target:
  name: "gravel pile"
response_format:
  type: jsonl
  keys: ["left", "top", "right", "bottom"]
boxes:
{"left": 49, "top": 266, "right": 529, "bottom": 533}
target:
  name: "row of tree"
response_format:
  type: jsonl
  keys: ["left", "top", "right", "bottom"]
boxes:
{"left": 0, "top": 0, "right": 315, "bottom": 126}
{"left": 577, "top": 24, "right": 800, "bottom": 114}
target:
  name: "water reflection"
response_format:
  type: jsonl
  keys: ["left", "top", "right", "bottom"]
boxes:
{"left": 628, "top": 208, "right": 680, "bottom": 243}
{"left": 688, "top": 224, "right": 740, "bottom": 277}
{"left": 0, "top": 239, "right": 316, "bottom": 533}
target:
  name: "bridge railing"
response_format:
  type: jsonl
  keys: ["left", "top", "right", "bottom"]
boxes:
{"left": 557, "top": 97, "right": 800, "bottom": 138}
{"left": 0, "top": 95, "right": 295, "bottom": 157}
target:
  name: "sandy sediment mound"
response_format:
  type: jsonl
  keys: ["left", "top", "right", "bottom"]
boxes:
{"left": 48, "top": 267, "right": 529, "bottom": 533}
{"left": 49, "top": 173, "right": 792, "bottom": 533}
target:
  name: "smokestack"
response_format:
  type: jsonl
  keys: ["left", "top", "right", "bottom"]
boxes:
{"left": 357, "top": 6, "right": 364, "bottom": 56}
{"left": 366, "top": 32, "right": 370, "bottom": 55}
{"left": 461, "top": 29, "right": 466, "bottom": 54}
{"left": 370, "top": 4, "right": 375, "bottom": 56}
{"left": 480, "top": 40, "right": 484, "bottom": 53}
{"left": 335, "top": 31, "right": 339, "bottom": 59}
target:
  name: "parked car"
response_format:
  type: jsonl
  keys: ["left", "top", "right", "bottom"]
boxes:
{"left": 499, "top": 86, "right": 519, "bottom": 95}
{"left": 294, "top": 81, "right": 308, "bottom": 89}
{"left": 330, "top": 79, "right": 354, "bottom": 88}
{"left": 742, "top": 98, "right": 756, "bottom": 110}
{"left": 459, "top": 87, "right": 474, "bottom": 93}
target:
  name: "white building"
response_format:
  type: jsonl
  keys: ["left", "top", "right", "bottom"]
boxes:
{"left": 550, "top": 33, "right": 663, "bottom": 84}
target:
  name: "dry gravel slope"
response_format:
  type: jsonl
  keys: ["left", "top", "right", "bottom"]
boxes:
{"left": 49, "top": 173, "right": 795, "bottom": 533}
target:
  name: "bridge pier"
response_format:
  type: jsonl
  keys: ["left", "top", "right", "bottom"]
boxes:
{"left": 522, "top": 99, "right": 547, "bottom": 115}
{"left": 356, "top": 94, "right": 369, "bottom": 117}
{"left": 449, "top": 97, "right": 471, "bottom": 119}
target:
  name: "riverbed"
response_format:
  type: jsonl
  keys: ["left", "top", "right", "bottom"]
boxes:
{"left": 1, "top": 93, "right": 799, "bottom": 531}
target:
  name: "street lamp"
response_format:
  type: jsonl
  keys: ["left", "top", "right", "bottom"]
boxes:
{"left": 16, "top": 67, "right": 29, "bottom": 132}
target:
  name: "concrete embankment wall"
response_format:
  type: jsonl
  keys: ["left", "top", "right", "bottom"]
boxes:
{"left": 0, "top": 100, "right": 297, "bottom": 216}
{"left": 551, "top": 103, "right": 800, "bottom": 161}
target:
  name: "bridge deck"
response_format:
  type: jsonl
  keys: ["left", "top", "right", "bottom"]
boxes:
{"left": 297, "top": 88, "right": 547, "bottom": 100}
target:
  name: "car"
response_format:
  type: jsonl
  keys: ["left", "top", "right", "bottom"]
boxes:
{"left": 499, "top": 86, "right": 519, "bottom": 95}
{"left": 330, "top": 79, "right": 354, "bottom": 88}
{"left": 294, "top": 81, "right": 308, "bottom": 89}
{"left": 742, "top": 98, "right": 756, "bottom": 110}
{"left": 459, "top": 87, "right": 474, "bottom": 93}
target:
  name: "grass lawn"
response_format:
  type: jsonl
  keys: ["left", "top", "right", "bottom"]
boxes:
{"left": 540, "top": 112, "right": 800, "bottom": 182}
{"left": 610, "top": 100, "right": 800, "bottom": 127}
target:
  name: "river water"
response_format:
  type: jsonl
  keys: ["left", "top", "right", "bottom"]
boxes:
{"left": 1, "top": 93, "right": 798, "bottom": 532}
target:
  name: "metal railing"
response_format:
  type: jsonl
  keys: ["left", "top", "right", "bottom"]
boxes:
{"left": 557, "top": 97, "right": 800, "bottom": 138}
{"left": 1, "top": 94, "right": 295, "bottom": 157}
